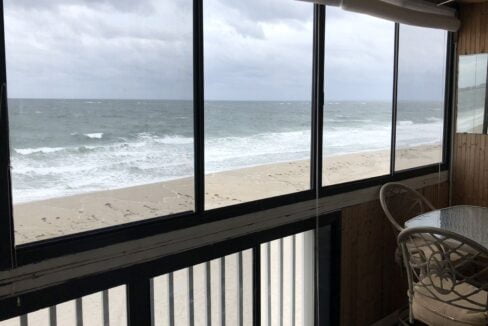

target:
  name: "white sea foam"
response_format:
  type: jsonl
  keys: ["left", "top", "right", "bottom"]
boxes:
{"left": 398, "top": 120, "right": 414, "bottom": 126}
{"left": 15, "top": 147, "right": 65, "bottom": 155}
{"left": 12, "top": 119, "right": 444, "bottom": 203}
{"left": 155, "top": 135, "right": 193, "bottom": 145}
{"left": 84, "top": 133, "right": 104, "bottom": 139}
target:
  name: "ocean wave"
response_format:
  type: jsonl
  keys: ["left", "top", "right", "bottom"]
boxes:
{"left": 398, "top": 120, "right": 414, "bottom": 126}
{"left": 84, "top": 133, "right": 104, "bottom": 139}
{"left": 15, "top": 147, "right": 65, "bottom": 155}
{"left": 10, "top": 118, "right": 444, "bottom": 203}
{"left": 154, "top": 135, "right": 193, "bottom": 145}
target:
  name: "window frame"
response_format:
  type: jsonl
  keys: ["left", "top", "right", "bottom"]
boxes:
{"left": 0, "top": 2, "right": 455, "bottom": 269}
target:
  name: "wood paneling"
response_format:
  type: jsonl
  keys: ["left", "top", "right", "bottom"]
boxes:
{"left": 452, "top": 133, "right": 488, "bottom": 206}
{"left": 458, "top": 3, "right": 488, "bottom": 55}
{"left": 453, "top": 4, "right": 488, "bottom": 206}
{"left": 340, "top": 182, "right": 449, "bottom": 326}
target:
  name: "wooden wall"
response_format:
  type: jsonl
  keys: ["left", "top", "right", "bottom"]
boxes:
{"left": 458, "top": 2, "right": 488, "bottom": 55}
{"left": 340, "top": 182, "right": 449, "bottom": 326}
{"left": 452, "top": 4, "right": 488, "bottom": 206}
{"left": 452, "top": 133, "right": 488, "bottom": 206}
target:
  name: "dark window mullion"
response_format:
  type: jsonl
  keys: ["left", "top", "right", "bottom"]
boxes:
{"left": 443, "top": 32, "right": 455, "bottom": 165}
{"left": 311, "top": 4, "right": 325, "bottom": 191}
{"left": 390, "top": 23, "right": 400, "bottom": 175}
{"left": 0, "top": 0, "right": 15, "bottom": 270}
{"left": 483, "top": 48, "right": 488, "bottom": 135}
{"left": 193, "top": 0, "right": 205, "bottom": 213}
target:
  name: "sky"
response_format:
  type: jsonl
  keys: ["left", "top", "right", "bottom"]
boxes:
{"left": 4, "top": 0, "right": 447, "bottom": 101}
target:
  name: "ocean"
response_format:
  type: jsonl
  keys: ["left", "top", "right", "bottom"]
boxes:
{"left": 8, "top": 99, "right": 444, "bottom": 203}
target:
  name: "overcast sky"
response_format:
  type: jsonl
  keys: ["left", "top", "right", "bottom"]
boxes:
{"left": 4, "top": 0, "right": 447, "bottom": 101}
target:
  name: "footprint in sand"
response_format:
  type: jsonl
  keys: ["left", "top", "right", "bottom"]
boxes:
{"left": 144, "top": 205, "right": 158, "bottom": 213}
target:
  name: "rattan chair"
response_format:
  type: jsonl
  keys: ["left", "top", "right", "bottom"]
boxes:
{"left": 380, "top": 182, "right": 436, "bottom": 265}
{"left": 398, "top": 227, "right": 488, "bottom": 325}
{"left": 380, "top": 182, "right": 436, "bottom": 233}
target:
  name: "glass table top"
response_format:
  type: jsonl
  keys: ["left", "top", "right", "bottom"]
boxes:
{"left": 405, "top": 205, "right": 488, "bottom": 249}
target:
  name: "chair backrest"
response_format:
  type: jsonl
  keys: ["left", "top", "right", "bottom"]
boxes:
{"left": 380, "top": 182, "right": 435, "bottom": 233}
{"left": 398, "top": 227, "right": 488, "bottom": 313}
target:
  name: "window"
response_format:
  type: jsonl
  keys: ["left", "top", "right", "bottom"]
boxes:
{"left": 5, "top": 0, "right": 194, "bottom": 243}
{"left": 395, "top": 25, "right": 447, "bottom": 171}
{"left": 0, "top": 0, "right": 452, "bottom": 263}
{"left": 457, "top": 54, "right": 488, "bottom": 134}
{"left": 322, "top": 7, "right": 394, "bottom": 185}
{"left": 204, "top": 0, "right": 313, "bottom": 208}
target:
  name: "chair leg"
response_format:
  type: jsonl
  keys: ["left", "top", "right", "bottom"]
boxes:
{"left": 408, "top": 292, "right": 414, "bottom": 324}
{"left": 398, "top": 307, "right": 411, "bottom": 325}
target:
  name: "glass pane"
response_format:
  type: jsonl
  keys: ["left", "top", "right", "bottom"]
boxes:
{"left": 5, "top": 0, "right": 194, "bottom": 244}
{"left": 457, "top": 54, "right": 488, "bottom": 134}
{"left": 323, "top": 7, "right": 394, "bottom": 186}
{"left": 395, "top": 25, "right": 447, "bottom": 171}
{"left": 204, "top": 0, "right": 313, "bottom": 209}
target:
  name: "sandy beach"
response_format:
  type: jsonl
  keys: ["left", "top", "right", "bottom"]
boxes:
{"left": 13, "top": 144, "right": 442, "bottom": 244}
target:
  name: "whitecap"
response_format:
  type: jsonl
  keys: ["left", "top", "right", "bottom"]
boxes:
{"left": 398, "top": 120, "right": 414, "bottom": 126}
{"left": 156, "top": 136, "right": 193, "bottom": 145}
{"left": 84, "top": 133, "right": 104, "bottom": 139}
{"left": 15, "top": 147, "right": 65, "bottom": 155}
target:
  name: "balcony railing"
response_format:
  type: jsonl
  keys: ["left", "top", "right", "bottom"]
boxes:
{"left": 0, "top": 213, "right": 340, "bottom": 326}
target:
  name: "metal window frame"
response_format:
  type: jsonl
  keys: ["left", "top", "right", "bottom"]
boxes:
{"left": 0, "top": 0, "right": 15, "bottom": 270}
{"left": 0, "top": 2, "right": 454, "bottom": 270}
{"left": 390, "top": 23, "right": 400, "bottom": 174}
{"left": 320, "top": 24, "right": 454, "bottom": 195}
{"left": 483, "top": 54, "right": 488, "bottom": 135}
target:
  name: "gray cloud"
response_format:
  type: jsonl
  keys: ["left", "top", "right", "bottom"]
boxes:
{"left": 5, "top": 0, "right": 192, "bottom": 99}
{"left": 3, "top": 0, "right": 447, "bottom": 101}
{"left": 219, "top": 0, "right": 312, "bottom": 23}
{"left": 5, "top": 0, "right": 154, "bottom": 13}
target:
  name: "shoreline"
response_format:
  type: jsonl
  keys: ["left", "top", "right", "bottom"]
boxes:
{"left": 13, "top": 144, "right": 442, "bottom": 244}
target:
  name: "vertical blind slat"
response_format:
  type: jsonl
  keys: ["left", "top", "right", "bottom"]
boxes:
{"left": 20, "top": 315, "right": 28, "bottom": 326}
{"left": 76, "top": 298, "right": 83, "bottom": 326}
{"left": 220, "top": 257, "right": 226, "bottom": 326}
{"left": 49, "top": 306, "right": 57, "bottom": 326}
{"left": 169, "top": 273, "right": 175, "bottom": 326}
{"left": 280, "top": 239, "right": 284, "bottom": 326}
{"left": 206, "top": 262, "right": 212, "bottom": 326}
{"left": 267, "top": 243, "right": 271, "bottom": 326}
{"left": 189, "top": 267, "right": 195, "bottom": 326}
{"left": 238, "top": 252, "right": 243, "bottom": 326}
{"left": 149, "top": 279, "right": 155, "bottom": 326}
{"left": 102, "top": 290, "right": 110, "bottom": 326}
{"left": 292, "top": 235, "right": 296, "bottom": 326}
